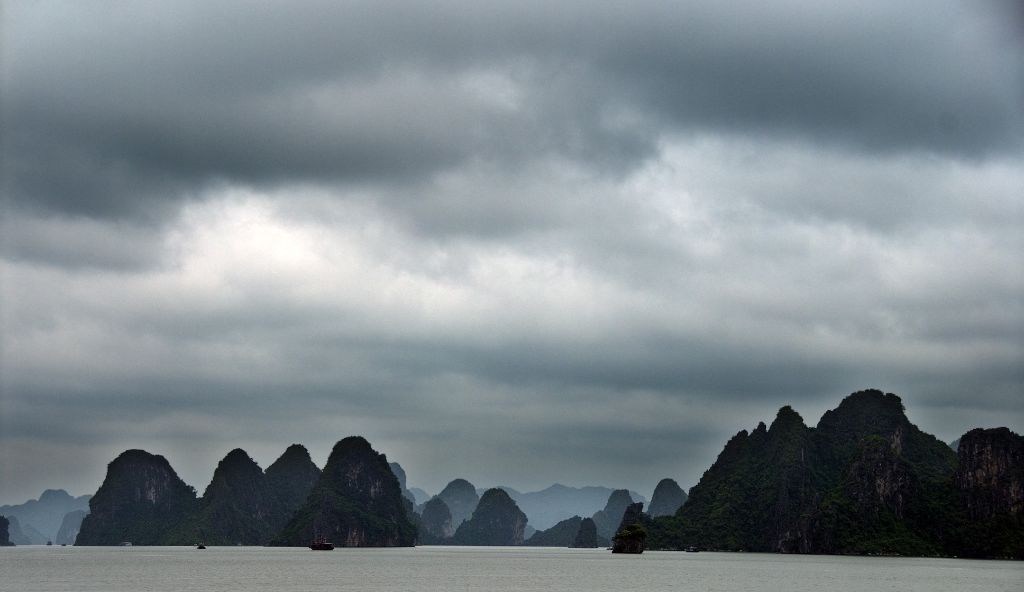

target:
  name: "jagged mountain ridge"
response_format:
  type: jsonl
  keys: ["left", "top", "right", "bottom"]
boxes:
{"left": 272, "top": 436, "right": 416, "bottom": 547}
{"left": 647, "top": 390, "right": 1023, "bottom": 558}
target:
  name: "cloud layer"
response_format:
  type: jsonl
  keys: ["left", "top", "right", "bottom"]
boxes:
{"left": 1, "top": 0, "right": 1022, "bottom": 503}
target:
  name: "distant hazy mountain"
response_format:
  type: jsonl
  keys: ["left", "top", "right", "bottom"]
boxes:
{"left": 407, "top": 487, "right": 430, "bottom": 505}
{"left": 437, "top": 479, "right": 480, "bottom": 528}
{"left": 496, "top": 484, "right": 646, "bottom": 530}
{"left": 0, "top": 489, "right": 91, "bottom": 543}
{"left": 56, "top": 510, "right": 87, "bottom": 545}
{"left": 418, "top": 497, "right": 454, "bottom": 543}
{"left": 647, "top": 479, "right": 687, "bottom": 517}
{"left": 949, "top": 437, "right": 960, "bottom": 451}
{"left": 272, "top": 437, "right": 416, "bottom": 547}
{"left": 6, "top": 516, "right": 40, "bottom": 545}
{"left": 522, "top": 515, "right": 582, "bottom": 547}
{"left": 452, "top": 488, "right": 527, "bottom": 546}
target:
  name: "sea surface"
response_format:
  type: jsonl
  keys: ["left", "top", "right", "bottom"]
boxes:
{"left": 2, "top": 545, "right": 1021, "bottom": 592}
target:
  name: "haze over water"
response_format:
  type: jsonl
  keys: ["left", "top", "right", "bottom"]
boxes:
{"left": 2, "top": 547, "right": 1022, "bottom": 592}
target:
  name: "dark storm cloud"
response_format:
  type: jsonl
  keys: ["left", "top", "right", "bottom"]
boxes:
{"left": 3, "top": 0, "right": 1021, "bottom": 222}
{"left": 1, "top": 1, "right": 1022, "bottom": 503}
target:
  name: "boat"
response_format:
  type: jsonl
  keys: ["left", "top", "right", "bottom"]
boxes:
{"left": 309, "top": 530, "right": 334, "bottom": 551}
{"left": 310, "top": 535, "right": 334, "bottom": 551}
{"left": 196, "top": 544, "right": 206, "bottom": 549}
{"left": 685, "top": 545, "right": 700, "bottom": 553}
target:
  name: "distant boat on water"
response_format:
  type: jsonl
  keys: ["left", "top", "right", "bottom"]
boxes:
{"left": 309, "top": 531, "right": 334, "bottom": 551}
{"left": 310, "top": 537, "right": 334, "bottom": 550}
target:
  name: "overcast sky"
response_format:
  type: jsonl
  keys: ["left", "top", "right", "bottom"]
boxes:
{"left": 1, "top": 0, "right": 1022, "bottom": 506}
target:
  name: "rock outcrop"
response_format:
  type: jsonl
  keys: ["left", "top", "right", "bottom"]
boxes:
{"left": 56, "top": 510, "right": 87, "bottom": 545}
{"left": 418, "top": 497, "right": 454, "bottom": 543}
{"left": 437, "top": 479, "right": 480, "bottom": 528}
{"left": 452, "top": 488, "right": 527, "bottom": 546}
{"left": 76, "top": 450, "right": 198, "bottom": 545}
{"left": 523, "top": 515, "right": 581, "bottom": 547}
{"left": 272, "top": 436, "right": 416, "bottom": 547}
{"left": 591, "top": 489, "right": 634, "bottom": 541}
{"left": 648, "top": 479, "right": 687, "bottom": 517}
{"left": 0, "top": 516, "right": 12, "bottom": 546}
{"left": 611, "top": 502, "right": 648, "bottom": 553}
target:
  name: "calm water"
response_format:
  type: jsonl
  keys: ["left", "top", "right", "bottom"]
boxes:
{"left": 2, "top": 546, "right": 1021, "bottom": 592}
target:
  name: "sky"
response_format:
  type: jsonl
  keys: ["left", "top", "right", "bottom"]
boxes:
{"left": 1, "top": 0, "right": 1022, "bottom": 506}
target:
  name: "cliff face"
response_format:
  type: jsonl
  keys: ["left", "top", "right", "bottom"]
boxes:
{"left": 76, "top": 450, "right": 197, "bottom": 545}
{"left": 647, "top": 390, "right": 1016, "bottom": 557}
{"left": 956, "top": 428, "right": 1023, "bottom": 519}
{"left": 523, "top": 515, "right": 581, "bottom": 547}
{"left": 953, "top": 428, "right": 1024, "bottom": 558}
{"left": 452, "top": 488, "right": 527, "bottom": 546}
{"left": 418, "top": 497, "right": 454, "bottom": 543}
{"left": 648, "top": 479, "right": 687, "bottom": 517}
{"left": 437, "top": 479, "right": 480, "bottom": 528}
{"left": 272, "top": 436, "right": 416, "bottom": 547}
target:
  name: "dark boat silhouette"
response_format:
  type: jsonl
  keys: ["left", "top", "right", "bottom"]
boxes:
{"left": 309, "top": 535, "right": 334, "bottom": 550}
{"left": 309, "top": 528, "right": 334, "bottom": 551}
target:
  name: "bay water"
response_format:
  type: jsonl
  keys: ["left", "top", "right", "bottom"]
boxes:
{"left": 2, "top": 545, "right": 1021, "bottom": 592}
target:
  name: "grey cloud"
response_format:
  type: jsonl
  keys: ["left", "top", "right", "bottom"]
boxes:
{"left": 4, "top": 0, "right": 1021, "bottom": 223}
{"left": 1, "top": 1, "right": 1022, "bottom": 504}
